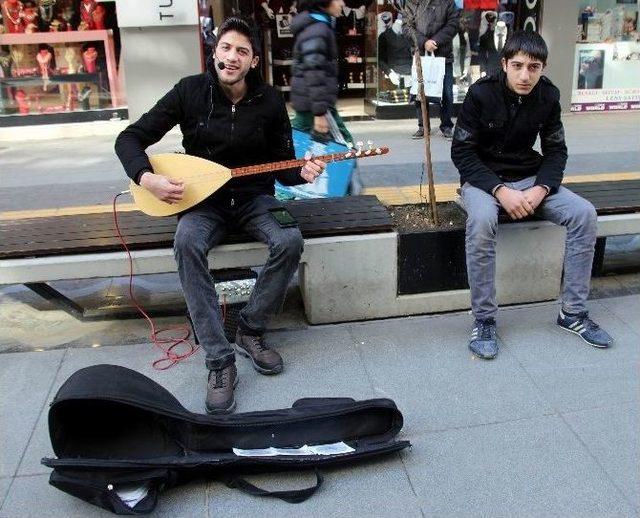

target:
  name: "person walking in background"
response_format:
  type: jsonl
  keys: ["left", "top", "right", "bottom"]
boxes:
{"left": 290, "top": 0, "right": 354, "bottom": 144}
{"left": 402, "top": 0, "right": 460, "bottom": 140}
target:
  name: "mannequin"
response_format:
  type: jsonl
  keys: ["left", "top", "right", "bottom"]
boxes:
{"left": 378, "top": 11, "right": 412, "bottom": 88}
{"left": 36, "top": 47, "right": 52, "bottom": 90}
{"left": 82, "top": 46, "right": 97, "bottom": 73}
{"left": 14, "top": 89, "right": 30, "bottom": 114}
{"left": 79, "top": 0, "right": 96, "bottom": 30}
{"left": 38, "top": 0, "right": 56, "bottom": 30}
{"left": 3, "top": 0, "right": 25, "bottom": 33}
{"left": 64, "top": 45, "right": 81, "bottom": 74}
{"left": 21, "top": 2, "right": 38, "bottom": 32}
{"left": 91, "top": 2, "right": 105, "bottom": 30}
{"left": 453, "top": 16, "right": 471, "bottom": 80}
{"left": 478, "top": 19, "right": 507, "bottom": 76}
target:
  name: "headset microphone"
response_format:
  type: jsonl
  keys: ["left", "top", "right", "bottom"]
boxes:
{"left": 217, "top": 61, "right": 226, "bottom": 70}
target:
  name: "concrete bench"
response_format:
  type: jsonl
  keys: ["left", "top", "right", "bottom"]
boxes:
{"left": 1, "top": 183, "right": 638, "bottom": 325}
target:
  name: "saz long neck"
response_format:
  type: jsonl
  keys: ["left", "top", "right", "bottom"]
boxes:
{"left": 230, "top": 147, "right": 388, "bottom": 178}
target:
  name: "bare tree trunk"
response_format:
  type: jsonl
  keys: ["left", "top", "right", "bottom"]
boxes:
{"left": 414, "top": 50, "right": 439, "bottom": 225}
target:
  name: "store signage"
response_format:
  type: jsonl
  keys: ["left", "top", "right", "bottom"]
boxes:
{"left": 571, "top": 42, "right": 640, "bottom": 112}
{"left": 115, "top": 0, "right": 199, "bottom": 28}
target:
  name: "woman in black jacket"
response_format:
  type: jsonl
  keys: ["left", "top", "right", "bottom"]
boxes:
{"left": 290, "top": 0, "right": 353, "bottom": 144}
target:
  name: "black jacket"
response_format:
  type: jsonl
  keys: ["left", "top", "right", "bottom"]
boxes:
{"left": 290, "top": 11, "right": 339, "bottom": 116}
{"left": 401, "top": 0, "right": 460, "bottom": 62}
{"left": 379, "top": 27, "right": 413, "bottom": 75}
{"left": 451, "top": 72, "right": 568, "bottom": 195}
{"left": 115, "top": 56, "right": 304, "bottom": 201}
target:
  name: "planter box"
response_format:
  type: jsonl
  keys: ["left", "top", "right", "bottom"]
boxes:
{"left": 397, "top": 227, "right": 468, "bottom": 295}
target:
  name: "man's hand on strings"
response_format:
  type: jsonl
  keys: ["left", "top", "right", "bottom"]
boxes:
{"left": 140, "top": 172, "right": 185, "bottom": 204}
{"left": 301, "top": 155, "right": 326, "bottom": 183}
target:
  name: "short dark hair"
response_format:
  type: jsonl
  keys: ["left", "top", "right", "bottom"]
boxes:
{"left": 502, "top": 31, "right": 548, "bottom": 65}
{"left": 298, "top": 0, "right": 333, "bottom": 12}
{"left": 215, "top": 17, "right": 261, "bottom": 56}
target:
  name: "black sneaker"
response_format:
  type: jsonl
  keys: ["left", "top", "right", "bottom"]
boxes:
{"left": 557, "top": 310, "right": 612, "bottom": 348}
{"left": 469, "top": 318, "right": 498, "bottom": 359}
{"left": 440, "top": 126, "right": 454, "bottom": 139}
{"left": 235, "top": 330, "right": 283, "bottom": 375}
{"left": 205, "top": 364, "right": 238, "bottom": 414}
{"left": 412, "top": 128, "right": 424, "bottom": 139}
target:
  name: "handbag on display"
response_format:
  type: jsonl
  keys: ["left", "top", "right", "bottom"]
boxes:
{"left": 42, "top": 364, "right": 410, "bottom": 515}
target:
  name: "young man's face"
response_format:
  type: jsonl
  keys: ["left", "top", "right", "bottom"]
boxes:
{"left": 214, "top": 30, "right": 259, "bottom": 86}
{"left": 501, "top": 51, "right": 545, "bottom": 96}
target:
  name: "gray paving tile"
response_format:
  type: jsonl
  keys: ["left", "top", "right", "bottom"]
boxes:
{"left": 497, "top": 301, "right": 640, "bottom": 369}
{"left": 0, "top": 474, "right": 207, "bottom": 518}
{"left": 347, "top": 313, "right": 554, "bottom": 433}
{"left": 20, "top": 341, "right": 205, "bottom": 476}
{"left": 235, "top": 325, "right": 375, "bottom": 412}
{"left": 402, "top": 416, "right": 637, "bottom": 518}
{"left": 0, "top": 350, "right": 64, "bottom": 478}
{"left": 564, "top": 402, "right": 640, "bottom": 510}
{"left": 525, "top": 361, "right": 640, "bottom": 414}
{"left": 0, "top": 478, "right": 11, "bottom": 511}
{"left": 208, "top": 455, "right": 423, "bottom": 518}
{"left": 597, "top": 294, "right": 640, "bottom": 336}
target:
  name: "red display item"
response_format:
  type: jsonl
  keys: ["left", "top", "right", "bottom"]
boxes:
{"left": 92, "top": 3, "right": 105, "bottom": 30}
{"left": 82, "top": 45, "right": 97, "bottom": 73}
{"left": 36, "top": 47, "right": 51, "bottom": 77}
{"left": 464, "top": 0, "right": 498, "bottom": 10}
{"left": 14, "top": 88, "right": 30, "bottom": 113}
{"left": 79, "top": 0, "right": 96, "bottom": 30}
{"left": 3, "top": 0, "right": 25, "bottom": 33}
{"left": 21, "top": 3, "right": 38, "bottom": 33}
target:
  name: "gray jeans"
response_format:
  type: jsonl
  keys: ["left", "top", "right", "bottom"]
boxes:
{"left": 174, "top": 194, "right": 304, "bottom": 371}
{"left": 461, "top": 176, "right": 597, "bottom": 321}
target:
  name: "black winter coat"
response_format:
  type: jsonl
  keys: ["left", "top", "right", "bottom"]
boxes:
{"left": 401, "top": 0, "right": 460, "bottom": 62}
{"left": 115, "top": 57, "right": 304, "bottom": 201}
{"left": 451, "top": 72, "right": 568, "bottom": 195}
{"left": 290, "top": 11, "right": 339, "bottom": 116}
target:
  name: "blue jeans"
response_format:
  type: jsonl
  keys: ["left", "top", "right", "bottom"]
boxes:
{"left": 461, "top": 177, "right": 598, "bottom": 321}
{"left": 415, "top": 61, "right": 454, "bottom": 131}
{"left": 174, "top": 194, "right": 304, "bottom": 370}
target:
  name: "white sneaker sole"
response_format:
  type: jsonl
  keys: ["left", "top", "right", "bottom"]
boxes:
{"left": 558, "top": 323, "right": 610, "bottom": 348}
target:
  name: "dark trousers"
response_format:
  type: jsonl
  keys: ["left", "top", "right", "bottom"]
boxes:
{"left": 174, "top": 194, "right": 304, "bottom": 371}
{"left": 415, "top": 61, "right": 454, "bottom": 131}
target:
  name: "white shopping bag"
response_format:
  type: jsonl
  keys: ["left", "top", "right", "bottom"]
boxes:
{"left": 410, "top": 52, "right": 446, "bottom": 99}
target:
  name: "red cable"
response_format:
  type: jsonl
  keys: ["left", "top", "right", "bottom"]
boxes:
{"left": 112, "top": 192, "right": 200, "bottom": 370}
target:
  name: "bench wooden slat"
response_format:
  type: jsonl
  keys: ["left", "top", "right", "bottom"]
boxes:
{"left": 0, "top": 196, "right": 394, "bottom": 259}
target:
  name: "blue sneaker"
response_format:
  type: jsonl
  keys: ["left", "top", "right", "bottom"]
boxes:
{"left": 469, "top": 319, "right": 498, "bottom": 359}
{"left": 557, "top": 310, "right": 613, "bottom": 348}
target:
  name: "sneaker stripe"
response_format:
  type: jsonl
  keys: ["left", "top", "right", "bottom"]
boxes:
{"left": 569, "top": 321, "right": 581, "bottom": 329}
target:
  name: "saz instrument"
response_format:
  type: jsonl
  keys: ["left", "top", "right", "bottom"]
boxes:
{"left": 130, "top": 141, "right": 389, "bottom": 217}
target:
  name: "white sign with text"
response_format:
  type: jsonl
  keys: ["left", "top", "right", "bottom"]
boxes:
{"left": 115, "top": 0, "right": 199, "bottom": 28}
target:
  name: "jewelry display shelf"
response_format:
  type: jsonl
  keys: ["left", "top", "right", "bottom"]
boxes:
{"left": 0, "top": 29, "right": 121, "bottom": 107}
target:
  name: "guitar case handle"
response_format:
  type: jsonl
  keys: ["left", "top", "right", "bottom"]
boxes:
{"left": 225, "top": 469, "right": 324, "bottom": 504}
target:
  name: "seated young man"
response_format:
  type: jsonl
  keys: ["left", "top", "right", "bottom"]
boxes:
{"left": 451, "top": 31, "right": 613, "bottom": 360}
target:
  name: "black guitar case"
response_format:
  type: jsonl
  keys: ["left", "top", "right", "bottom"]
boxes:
{"left": 42, "top": 364, "right": 410, "bottom": 515}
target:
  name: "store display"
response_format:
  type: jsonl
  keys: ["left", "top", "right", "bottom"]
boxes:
{"left": 81, "top": 44, "right": 96, "bottom": 72}
{"left": 22, "top": 2, "right": 38, "bottom": 33}
{"left": 37, "top": 0, "right": 56, "bottom": 30}
{"left": 478, "top": 19, "right": 508, "bottom": 76}
{"left": 3, "top": 0, "right": 25, "bottom": 33}
{"left": 572, "top": 2, "right": 640, "bottom": 112}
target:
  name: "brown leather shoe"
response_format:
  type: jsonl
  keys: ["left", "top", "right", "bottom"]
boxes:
{"left": 235, "top": 330, "right": 283, "bottom": 375}
{"left": 205, "top": 363, "right": 238, "bottom": 414}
